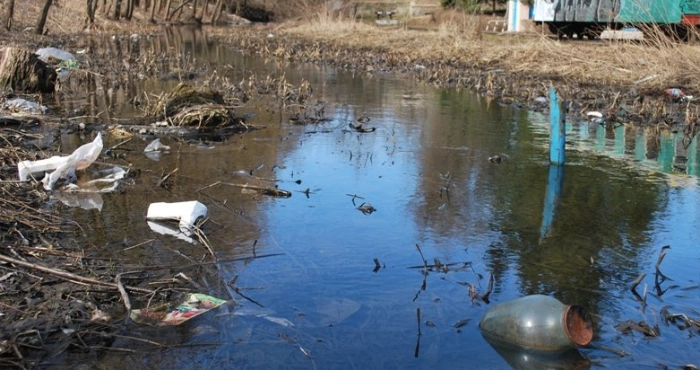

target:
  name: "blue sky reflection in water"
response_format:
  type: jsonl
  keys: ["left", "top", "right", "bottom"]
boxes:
{"left": 78, "top": 32, "right": 700, "bottom": 370}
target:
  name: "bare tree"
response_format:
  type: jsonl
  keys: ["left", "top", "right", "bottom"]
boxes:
{"left": 164, "top": 0, "right": 172, "bottom": 20}
{"left": 148, "top": 0, "right": 158, "bottom": 22}
{"left": 36, "top": 0, "right": 53, "bottom": 35}
{"left": 211, "top": 0, "right": 223, "bottom": 24}
{"left": 86, "top": 0, "right": 98, "bottom": 25}
{"left": 3, "top": 0, "right": 14, "bottom": 31}
{"left": 113, "top": 0, "right": 122, "bottom": 19}
{"left": 125, "top": 0, "right": 134, "bottom": 19}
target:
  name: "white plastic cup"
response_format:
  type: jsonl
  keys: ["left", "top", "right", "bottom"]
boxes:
{"left": 146, "top": 201, "right": 208, "bottom": 234}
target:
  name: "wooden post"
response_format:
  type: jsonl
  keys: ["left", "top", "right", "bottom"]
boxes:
{"left": 549, "top": 86, "right": 565, "bottom": 164}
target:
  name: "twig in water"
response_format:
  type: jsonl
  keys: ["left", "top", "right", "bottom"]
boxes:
{"left": 415, "top": 307, "right": 421, "bottom": 358}
{"left": 227, "top": 278, "right": 264, "bottom": 308}
{"left": 157, "top": 167, "right": 179, "bottom": 188}
{"left": 630, "top": 273, "right": 646, "bottom": 293}
{"left": 196, "top": 180, "right": 222, "bottom": 193}
{"left": 122, "top": 238, "right": 156, "bottom": 252}
{"left": 373, "top": 258, "right": 381, "bottom": 273}
{"left": 110, "top": 137, "right": 133, "bottom": 151}
{"left": 415, "top": 244, "right": 428, "bottom": 271}
{"left": 655, "top": 245, "right": 671, "bottom": 280}
{"left": 192, "top": 221, "right": 216, "bottom": 261}
{"left": 481, "top": 273, "right": 494, "bottom": 304}
{"left": 115, "top": 273, "right": 133, "bottom": 323}
{"left": 345, "top": 194, "right": 364, "bottom": 206}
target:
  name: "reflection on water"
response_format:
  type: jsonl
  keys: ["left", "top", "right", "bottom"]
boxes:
{"left": 52, "top": 28, "right": 700, "bottom": 369}
{"left": 482, "top": 332, "right": 591, "bottom": 370}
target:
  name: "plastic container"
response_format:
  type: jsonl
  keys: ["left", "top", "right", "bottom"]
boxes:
{"left": 479, "top": 295, "right": 593, "bottom": 353}
{"left": 146, "top": 201, "right": 208, "bottom": 234}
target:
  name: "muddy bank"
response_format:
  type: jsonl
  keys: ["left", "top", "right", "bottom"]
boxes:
{"left": 211, "top": 25, "right": 698, "bottom": 134}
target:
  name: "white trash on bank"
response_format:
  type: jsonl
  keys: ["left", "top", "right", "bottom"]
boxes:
{"left": 35, "top": 47, "right": 76, "bottom": 63}
{"left": 18, "top": 155, "right": 70, "bottom": 181}
{"left": 146, "top": 201, "right": 208, "bottom": 235}
{"left": 5, "top": 98, "right": 48, "bottom": 114}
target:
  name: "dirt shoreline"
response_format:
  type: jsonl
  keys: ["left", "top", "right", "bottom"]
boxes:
{"left": 207, "top": 23, "right": 698, "bottom": 133}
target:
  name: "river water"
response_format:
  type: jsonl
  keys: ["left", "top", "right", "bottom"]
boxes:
{"left": 54, "top": 28, "right": 700, "bottom": 369}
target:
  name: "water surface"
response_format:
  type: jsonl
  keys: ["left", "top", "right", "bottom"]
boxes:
{"left": 56, "top": 28, "right": 700, "bottom": 369}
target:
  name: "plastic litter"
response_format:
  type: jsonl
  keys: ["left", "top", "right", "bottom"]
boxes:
{"left": 42, "top": 132, "right": 103, "bottom": 190}
{"left": 41, "top": 161, "right": 76, "bottom": 191}
{"left": 144, "top": 138, "right": 171, "bottom": 153}
{"left": 665, "top": 88, "right": 684, "bottom": 99}
{"left": 35, "top": 47, "right": 76, "bottom": 63}
{"left": 5, "top": 98, "right": 48, "bottom": 114}
{"left": 130, "top": 293, "right": 227, "bottom": 326}
{"left": 18, "top": 155, "right": 70, "bottom": 181}
{"left": 146, "top": 201, "right": 208, "bottom": 235}
{"left": 70, "top": 132, "right": 103, "bottom": 171}
{"left": 479, "top": 294, "right": 593, "bottom": 353}
{"left": 586, "top": 111, "right": 603, "bottom": 118}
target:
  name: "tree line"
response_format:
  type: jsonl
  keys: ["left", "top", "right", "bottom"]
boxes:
{"left": 1, "top": 0, "right": 255, "bottom": 35}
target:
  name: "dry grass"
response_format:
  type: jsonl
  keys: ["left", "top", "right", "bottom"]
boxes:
{"left": 276, "top": 17, "right": 700, "bottom": 93}
{"left": 5, "top": 1, "right": 700, "bottom": 93}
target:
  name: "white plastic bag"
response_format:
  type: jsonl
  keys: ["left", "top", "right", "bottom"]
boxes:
{"left": 35, "top": 47, "right": 76, "bottom": 63}
{"left": 144, "top": 138, "right": 170, "bottom": 153}
{"left": 69, "top": 132, "right": 103, "bottom": 171}
{"left": 42, "top": 132, "right": 103, "bottom": 190}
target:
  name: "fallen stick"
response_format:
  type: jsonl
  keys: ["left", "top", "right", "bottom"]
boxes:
{"left": 221, "top": 182, "right": 292, "bottom": 198}
{"left": 0, "top": 254, "right": 154, "bottom": 294}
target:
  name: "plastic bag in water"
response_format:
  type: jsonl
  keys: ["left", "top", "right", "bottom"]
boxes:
{"left": 70, "top": 132, "right": 103, "bottom": 171}
{"left": 42, "top": 133, "right": 103, "bottom": 190}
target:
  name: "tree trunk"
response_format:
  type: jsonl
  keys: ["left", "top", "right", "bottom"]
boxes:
{"left": 164, "top": 0, "right": 172, "bottom": 20}
{"left": 0, "top": 47, "right": 57, "bottom": 93}
{"left": 125, "top": 0, "right": 134, "bottom": 19}
{"left": 192, "top": 0, "right": 198, "bottom": 19}
{"left": 3, "top": 0, "right": 14, "bottom": 31}
{"left": 36, "top": 0, "right": 53, "bottom": 35}
{"left": 211, "top": 0, "right": 223, "bottom": 24}
{"left": 86, "top": 0, "right": 97, "bottom": 25}
{"left": 149, "top": 0, "right": 158, "bottom": 22}
{"left": 113, "top": 0, "right": 122, "bottom": 20}
{"left": 201, "top": 0, "right": 209, "bottom": 19}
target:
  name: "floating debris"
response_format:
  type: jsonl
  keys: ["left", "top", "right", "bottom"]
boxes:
{"left": 130, "top": 293, "right": 228, "bottom": 326}
{"left": 144, "top": 138, "right": 171, "bottom": 153}
{"left": 357, "top": 202, "right": 376, "bottom": 215}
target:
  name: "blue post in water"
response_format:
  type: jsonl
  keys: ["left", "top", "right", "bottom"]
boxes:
{"left": 549, "top": 86, "right": 565, "bottom": 164}
{"left": 540, "top": 164, "right": 564, "bottom": 242}
{"left": 541, "top": 86, "right": 566, "bottom": 242}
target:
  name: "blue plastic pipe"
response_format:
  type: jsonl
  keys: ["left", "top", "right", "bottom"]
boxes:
{"left": 549, "top": 86, "right": 565, "bottom": 164}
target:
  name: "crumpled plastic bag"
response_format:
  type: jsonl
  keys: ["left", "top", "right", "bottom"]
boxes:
{"left": 144, "top": 138, "right": 171, "bottom": 153}
{"left": 35, "top": 47, "right": 76, "bottom": 63}
{"left": 4, "top": 98, "right": 48, "bottom": 114}
{"left": 130, "top": 293, "right": 228, "bottom": 326}
{"left": 43, "top": 132, "right": 103, "bottom": 190}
